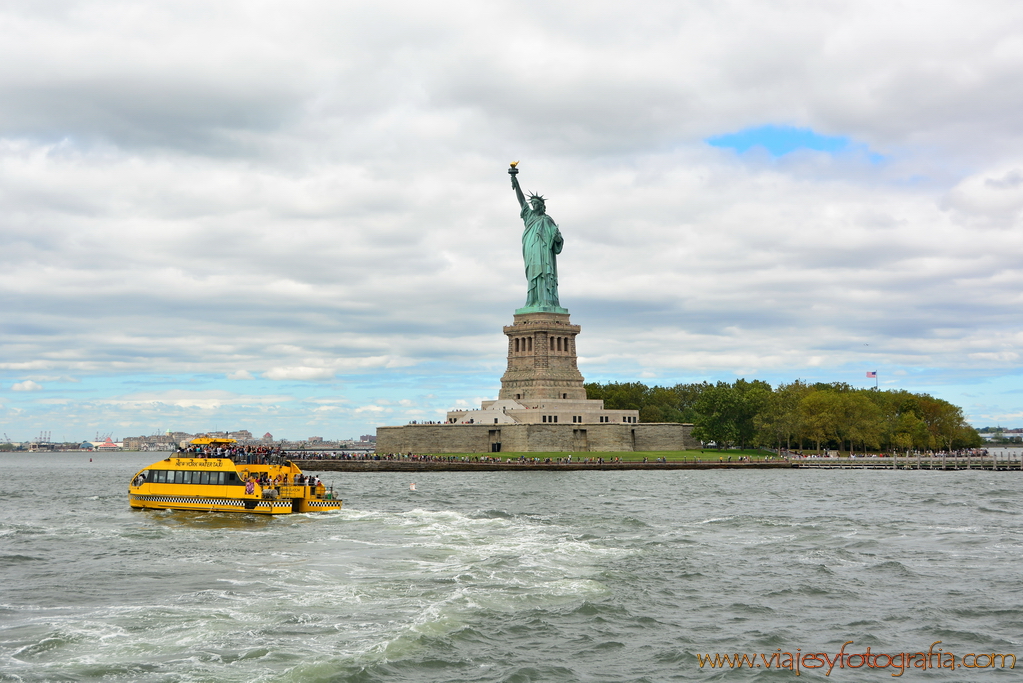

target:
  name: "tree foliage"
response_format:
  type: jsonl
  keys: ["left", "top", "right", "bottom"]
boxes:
{"left": 585, "top": 379, "right": 981, "bottom": 452}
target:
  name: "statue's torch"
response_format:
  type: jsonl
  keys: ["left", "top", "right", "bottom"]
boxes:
{"left": 508, "top": 161, "right": 519, "bottom": 176}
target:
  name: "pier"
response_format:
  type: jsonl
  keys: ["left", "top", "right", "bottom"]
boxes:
{"left": 795, "top": 453, "right": 1022, "bottom": 471}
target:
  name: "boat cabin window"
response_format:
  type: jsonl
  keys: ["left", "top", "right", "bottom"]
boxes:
{"left": 148, "top": 470, "right": 230, "bottom": 485}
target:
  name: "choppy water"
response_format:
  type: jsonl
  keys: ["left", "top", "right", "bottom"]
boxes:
{"left": 1, "top": 452, "right": 1021, "bottom": 682}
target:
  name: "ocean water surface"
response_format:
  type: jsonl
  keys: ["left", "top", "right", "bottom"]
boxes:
{"left": 0, "top": 452, "right": 1020, "bottom": 681}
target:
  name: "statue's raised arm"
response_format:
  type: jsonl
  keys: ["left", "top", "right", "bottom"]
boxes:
{"left": 509, "top": 161, "right": 526, "bottom": 209}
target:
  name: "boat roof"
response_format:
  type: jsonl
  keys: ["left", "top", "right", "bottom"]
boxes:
{"left": 189, "top": 437, "right": 238, "bottom": 445}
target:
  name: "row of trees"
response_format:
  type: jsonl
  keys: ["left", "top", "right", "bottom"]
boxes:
{"left": 584, "top": 380, "right": 982, "bottom": 453}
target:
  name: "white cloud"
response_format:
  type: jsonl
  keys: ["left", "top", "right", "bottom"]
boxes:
{"left": 11, "top": 380, "right": 42, "bottom": 392}
{"left": 263, "top": 367, "right": 336, "bottom": 381}
{"left": 101, "top": 390, "right": 291, "bottom": 410}
{"left": 226, "top": 370, "right": 255, "bottom": 380}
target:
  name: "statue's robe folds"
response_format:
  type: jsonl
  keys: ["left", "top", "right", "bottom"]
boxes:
{"left": 520, "top": 204, "right": 563, "bottom": 309}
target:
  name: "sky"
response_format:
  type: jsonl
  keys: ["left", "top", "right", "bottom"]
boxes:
{"left": 2, "top": 0, "right": 1023, "bottom": 442}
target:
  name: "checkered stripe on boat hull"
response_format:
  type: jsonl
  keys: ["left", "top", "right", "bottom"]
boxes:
{"left": 306, "top": 500, "right": 342, "bottom": 508}
{"left": 130, "top": 495, "right": 289, "bottom": 511}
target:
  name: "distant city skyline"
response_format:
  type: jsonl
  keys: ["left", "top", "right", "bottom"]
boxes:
{"left": 6, "top": 429, "right": 375, "bottom": 445}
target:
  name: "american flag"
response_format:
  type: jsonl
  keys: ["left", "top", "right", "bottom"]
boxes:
{"left": 866, "top": 371, "right": 877, "bottom": 378}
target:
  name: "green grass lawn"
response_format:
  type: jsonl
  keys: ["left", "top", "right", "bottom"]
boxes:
{"left": 420, "top": 449, "right": 784, "bottom": 462}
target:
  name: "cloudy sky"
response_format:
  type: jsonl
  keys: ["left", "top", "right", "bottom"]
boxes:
{"left": 2, "top": 0, "right": 1023, "bottom": 441}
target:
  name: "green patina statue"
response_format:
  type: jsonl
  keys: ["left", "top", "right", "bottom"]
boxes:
{"left": 509, "top": 163, "right": 568, "bottom": 314}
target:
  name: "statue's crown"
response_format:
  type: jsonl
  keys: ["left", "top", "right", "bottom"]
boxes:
{"left": 528, "top": 193, "right": 546, "bottom": 203}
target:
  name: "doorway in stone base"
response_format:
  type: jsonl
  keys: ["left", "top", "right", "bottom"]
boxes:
{"left": 573, "top": 428, "right": 588, "bottom": 451}
{"left": 489, "top": 429, "right": 501, "bottom": 452}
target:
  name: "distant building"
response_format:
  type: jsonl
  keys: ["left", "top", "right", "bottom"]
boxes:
{"left": 360, "top": 434, "right": 376, "bottom": 443}
{"left": 262, "top": 432, "right": 274, "bottom": 443}
{"left": 307, "top": 436, "right": 323, "bottom": 443}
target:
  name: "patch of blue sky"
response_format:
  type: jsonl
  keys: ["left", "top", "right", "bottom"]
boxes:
{"left": 707, "top": 125, "right": 883, "bottom": 162}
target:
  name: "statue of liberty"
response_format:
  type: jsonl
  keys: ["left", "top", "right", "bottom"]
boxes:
{"left": 509, "top": 163, "right": 568, "bottom": 314}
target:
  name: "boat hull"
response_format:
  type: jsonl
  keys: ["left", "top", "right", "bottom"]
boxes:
{"left": 129, "top": 494, "right": 315, "bottom": 514}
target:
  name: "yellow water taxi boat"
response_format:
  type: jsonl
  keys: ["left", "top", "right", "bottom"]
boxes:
{"left": 128, "top": 448, "right": 342, "bottom": 515}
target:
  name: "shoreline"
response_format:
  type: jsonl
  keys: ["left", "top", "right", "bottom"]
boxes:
{"left": 293, "top": 456, "right": 1022, "bottom": 472}
{"left": 293, "top": 460, "right": 796, "bottom": 472}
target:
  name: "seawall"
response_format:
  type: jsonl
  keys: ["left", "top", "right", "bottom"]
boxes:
{"left": 293, "top": 460, "right": 796, "bottom": 472}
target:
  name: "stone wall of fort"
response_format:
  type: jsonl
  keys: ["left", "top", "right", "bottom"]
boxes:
{"left": 376, "top": 423, "right": 697, "bottom": 453}
{"left": 634, "top": 423, "right": 701, "bottom": 451}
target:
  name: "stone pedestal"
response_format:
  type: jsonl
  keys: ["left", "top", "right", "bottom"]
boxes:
{"left": 499, "top": 311, "right": 586, "bottom": 401}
